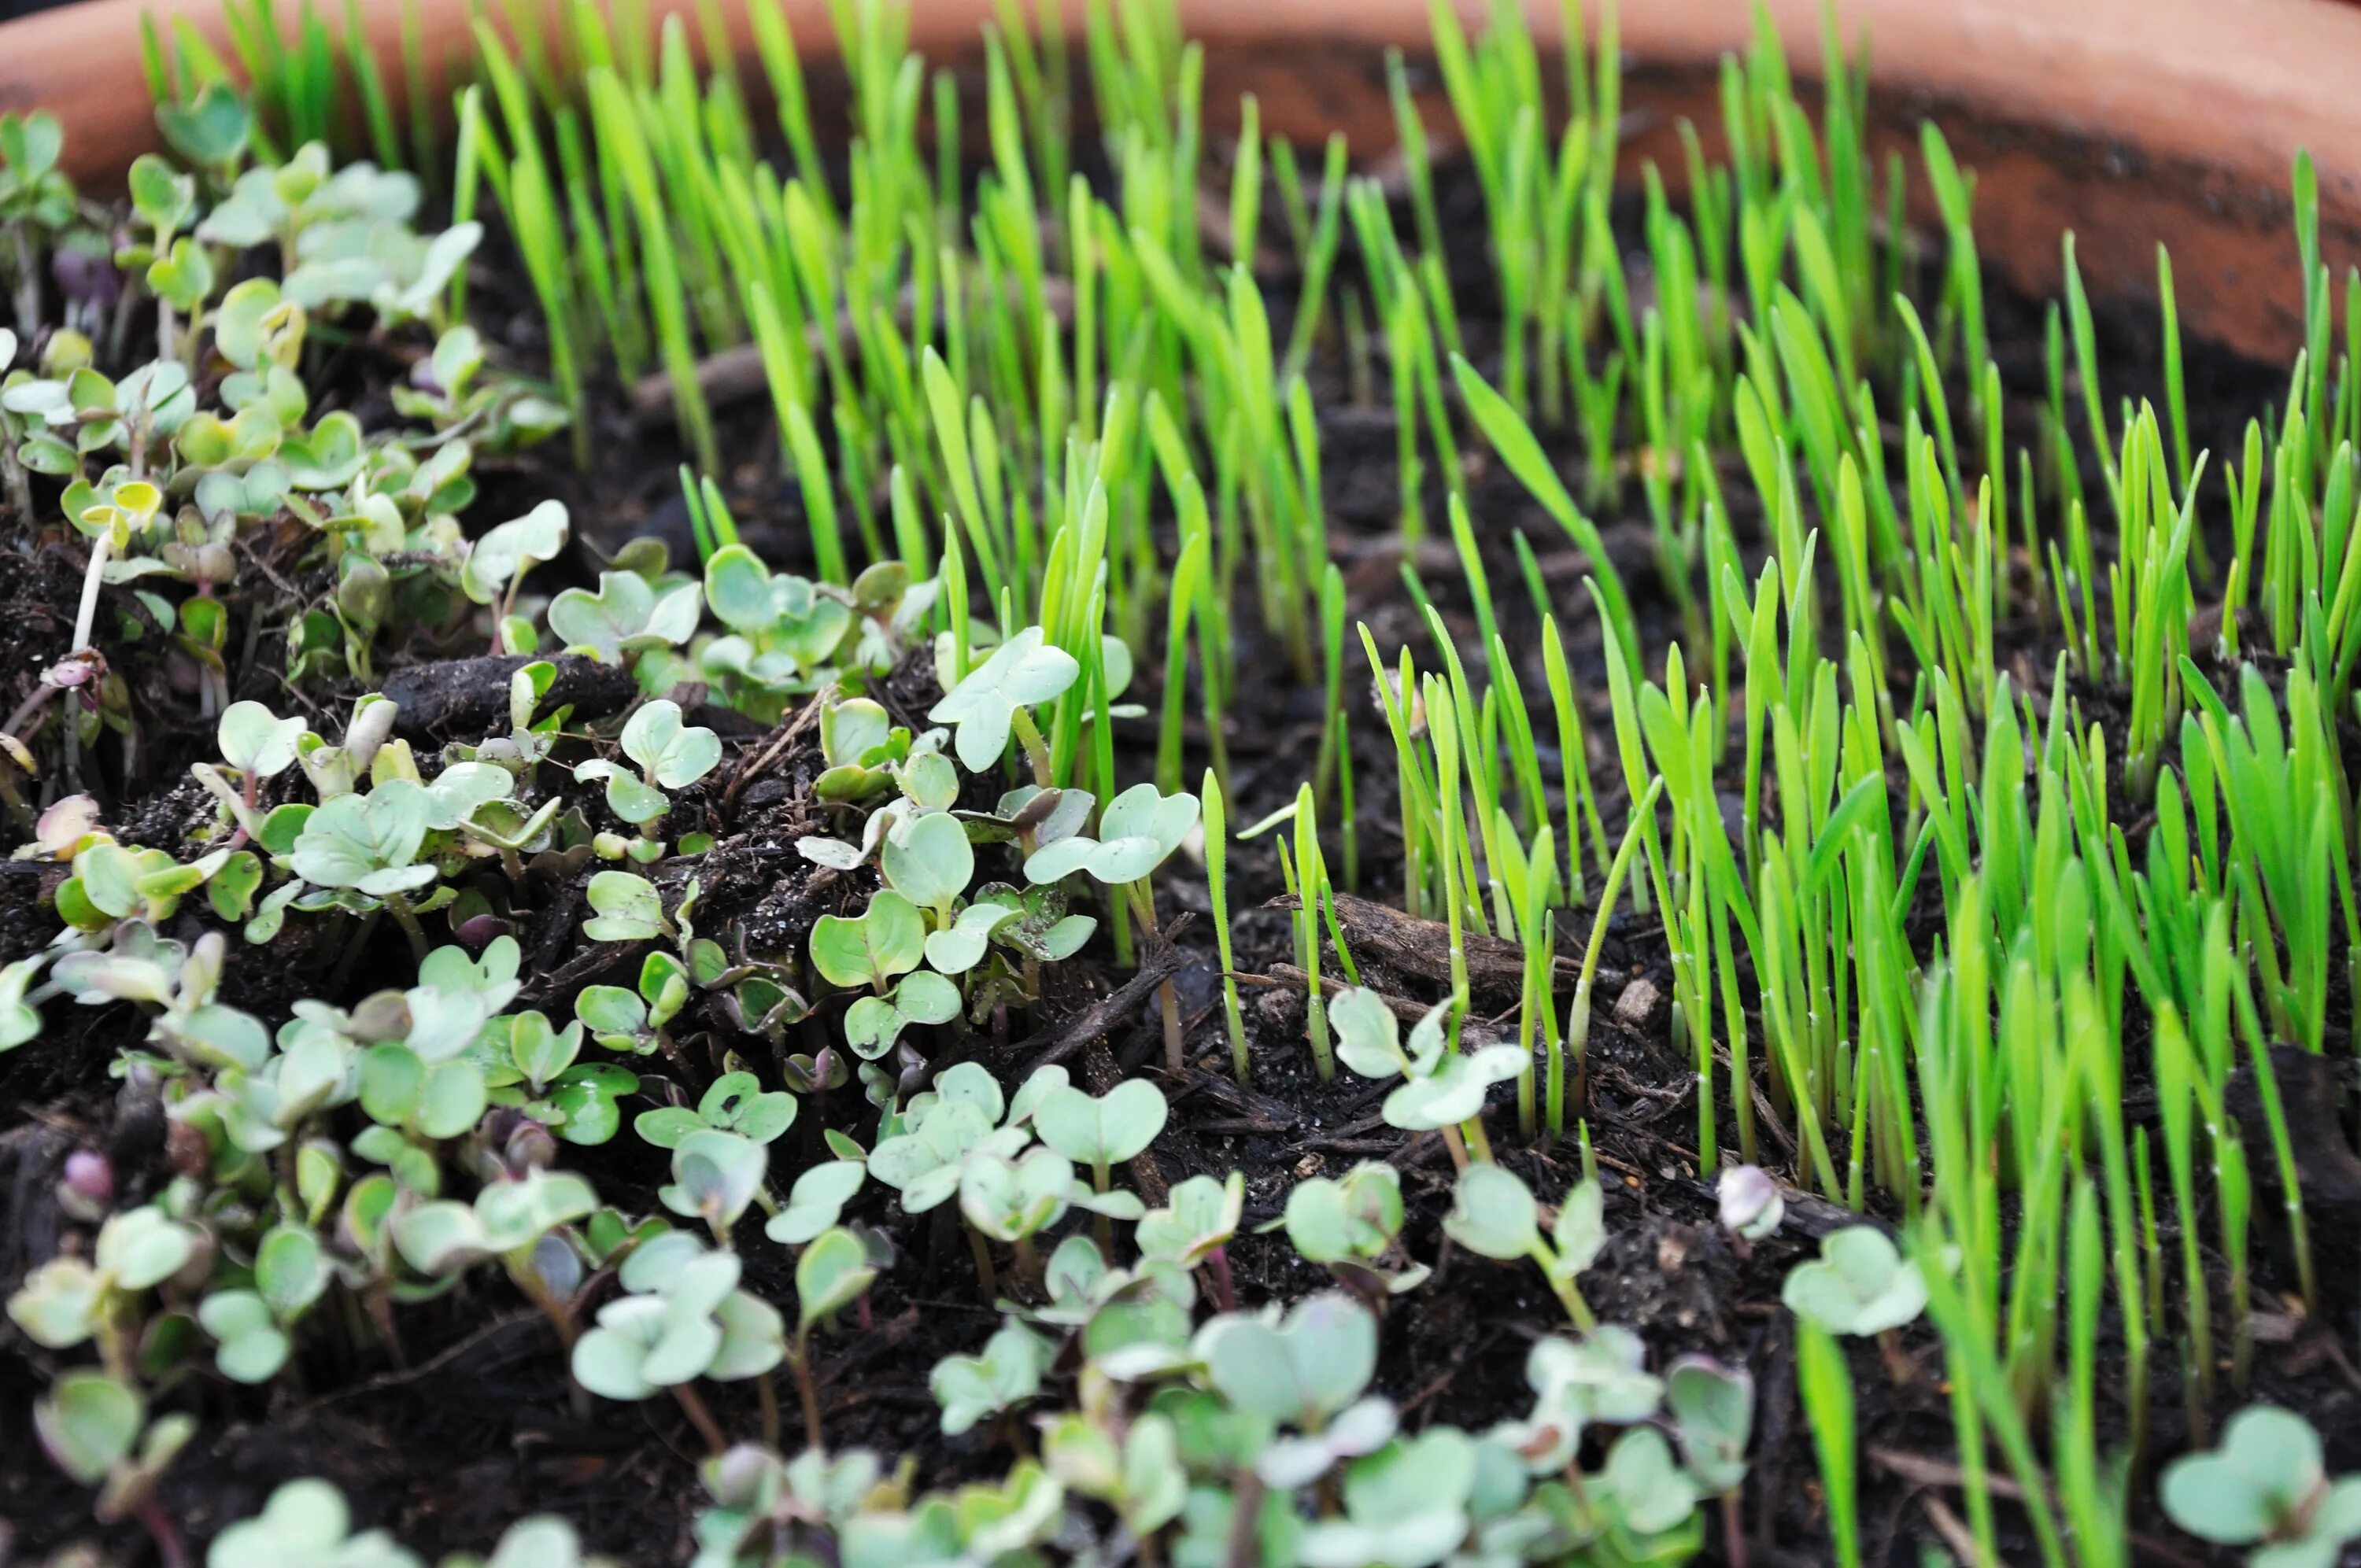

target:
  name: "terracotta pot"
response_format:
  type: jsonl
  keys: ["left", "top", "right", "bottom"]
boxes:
{"left": 2, "top": 0, "right": 2357, "bottom": 360}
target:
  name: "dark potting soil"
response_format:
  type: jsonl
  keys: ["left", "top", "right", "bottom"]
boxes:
{"left": 0, "top": 156, "right": 2355, "bottom": 1568}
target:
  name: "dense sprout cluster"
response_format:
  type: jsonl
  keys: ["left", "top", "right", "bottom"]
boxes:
{"left": 3, "top": 0, "right": 2360, "bottom": 1562}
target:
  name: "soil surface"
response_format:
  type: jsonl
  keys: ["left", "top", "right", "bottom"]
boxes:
{"left": 0, "top": 157, "right": 2355, "bottom": 1568}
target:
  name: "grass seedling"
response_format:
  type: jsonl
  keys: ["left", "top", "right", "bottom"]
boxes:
{"left": 1513, "top": 824, "right": 1556, "bottom": 1143}
{"left": 1202, "top": 767, "right": 1250, "bottom": 1084}
{"left": 1280, "top": 135, "right": 1348, "bottom": 380}
{"left": 678, "top": 467, "right": 739, "bottom": 563}
{"left": 1539, "top": 614, "right": 1611, "bottom": 895}
{"left": 1567, "top": 777, "right": 1661, "bottom": 1116}
{"left": 475, "top": 26, "right": 589, "bottom": 464}
{"left": 1455, "top": 355, "right": 1639, "bottom": 675}
{"left": 1157, "top": 525, "right": 1209, "bottom": 797}
{"left": 1294, "top": 784, "right": 1331, "bottom": 1080}
{"left": 1795, "top": 1321, "right": 1859, "bottom": 1568}
{"left": 589, "top": 68, "right": 716, "bottom": 476}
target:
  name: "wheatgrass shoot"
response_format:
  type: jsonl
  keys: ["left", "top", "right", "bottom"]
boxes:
{"left": 1201, "top": 769, "right": 1250, "bottom": 1084}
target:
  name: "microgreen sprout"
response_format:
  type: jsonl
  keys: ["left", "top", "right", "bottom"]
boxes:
{"left": 764, "top": 1160, "right": 867, "bottom": 1247}
{"left": 35, "top": 1369, "right": 192, "bottom": 1539}
{"left": 1783, "top": 1226, "right": 1931, "bottom": 1383}
{"left": 570, "top": 1231, "right": 785, "bottom": 1451}
{"left": 9, "top": 1205, "right": 201, "bottom": 1363}
{"left": 1716, "top": 1164, "right": 1784, "bottom": 1245}
{"left": 201, "top": 699, "right": 309, "bottom": 839}
{"left": 783, "top": 1226, "right": 879, "bottom": 1449}
{"left": 1022, "top": 779, "right": 1199, "bottom": 1066}
{"left": 2161, "top": 1405, "right": 2361, "bottom": 1567}
{"left": 1284, "top": 1160, "right": 1429, "bottom": 1301}
{"left": 1331, "top": 989, "right": 1524, "bottom": 1143}
{"left": 579, "top": 871, "right": 682, "bottom": 944}
{"left": 548, "top": 569, "right": 700, "bottom": 667}
{"left": 1443, "top": 1164, "right": 1605, "bottom": 1330}
{"left": 1782, "top": 1227, "right": 1928, "bottom": 1337}
{"left": 206, "top": 1478, "right": 418, "bottom": 1568}
{"left": 1035, "top": 1076, "right": 1169, "bottom": 1252}
{"left": 575, "top": 698, "right": 719, "bottom": 827}
{"left": 460, "top": 500, "right": 568, "bottom": 653}
{"left": 575, "top": 951, "right": 693, "bottom": 1073}
{"left": 931, "top": 1319, "right": 1053, "bottom": 1437}
{"left": 637, "top": 1072, "right": 798, "bottom": 1151}
{"left": 1194, "top": 1290, "right": 1378, "bottom": 1433}
{"left": 660, "top": 1129, "right": 772, "bottom": 1241}
{"left": 929, "top": 625, "right": 1078, "bottom": 779}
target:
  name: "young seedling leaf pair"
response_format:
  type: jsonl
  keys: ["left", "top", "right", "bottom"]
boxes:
{"left": 571, "top": 1233, "right": 784, "bottom": 1400}
{"left": 813, "top": 890, "right": 963, "bottom": 1057}
{"left": 33, "top": 1369, "right": 193, "bottom": 1517}
{"left": 929, "top": 626, "right": 1078, "bottom": 774}
{"left": 637, "top": 1072, "right": 797, "bottom": 1150}
{"left": 580, "top": 871, "right": 684, "bottom": 945}
{"left": 2161, "top": 1405, "right": 2361, "bottom": 1566}
{"left": 866, "top": 1061, "right": 1055, "bottom": 1213}
{"left": 765, "top": 1160, "right": 867, "bottom": 1246}
{"left": 1781, "top": 1227, "right": 1928, "bottom": 1337}
{"left": 459, "top": 499, "right": 568, "bottom": 651}
{"left": 391, "top": 1168, "right": 598, "bottom": 1276}
{"left": 1284, "top": 1160, "right": 1426, "bottom": 1293}
{"left": 1331, "top": 988, "right": 1526, "bottom": 1132}
{"left": 1022, "top": 780, "right": 1199, "bottom": 887}
{"left": 549, "top": 570, "right": 700, "bottom": 664}
{"left": 660, "top": 1129, "right": 771, "bottom": 1236}
{"left": 931, "top": 1319, "right": 1053, "bottom": 1436}
{"left": 573, "top": 975, "right": 676, "bottom": 1067}
{"left": 1194, "top": 1290, "right": 1378, "bottom": 1432}
{"left": 8, "top": 1205, "right": 200, "bottom": 1350}
{"left": 1444, "top": 1164, "right": 1606, "bottom": 1329}
{"left": 574, "top": 699, "right": 720, "bottom": 825}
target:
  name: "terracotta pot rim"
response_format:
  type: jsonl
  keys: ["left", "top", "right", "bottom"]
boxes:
{"left": 6, "top": 0, "right": 2357, "bottom": 186}
{"left": 0, "top": 0, "right": 2355, "bottom": 360}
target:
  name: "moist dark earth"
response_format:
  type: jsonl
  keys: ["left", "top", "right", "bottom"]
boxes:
{"left": 1, "top": 153, "right": 2356, "bottom": 1567}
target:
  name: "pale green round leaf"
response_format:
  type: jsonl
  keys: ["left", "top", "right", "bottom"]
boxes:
{"left": 1780, "top": 1227, "right": 1927, "bottom": 1336}
{"left": 894, "top": 971, "right": 962, "bottom": 1028}
{"left": 218, "top": 701, "right": 308, "bottom": 778}
{"left": 1195, "top": 1291, "right": 1377, "bottom": 1428}
{"left": 582, "top": 872, "right": 666, "bottom": 944}
{"left": 35, "top": 1371, "right": 142, "bottom": 1484}
{"left": 795, "top": 1227, "right": 878, "bottom": 1328}
{"left": 461, "top": 500, "right": 569, "bottom": 605}
{"left": 766, "top": 1160, "right": 866, "bottom": 1246}
{"left": 1443, "top": 1164, "right": 1539, "bottom": 1261}
{"left": 255, "top": 1224, "right": 329, "bottom": 1318}
{"left": 96, "top": 1208, "right": 199, "bottom": 1293}
{"left": 1035, "top": 1080, "right": 1169, "bottom": 1166}
{"left": 881, "top": 812, "right": 974, "bottom": 909}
